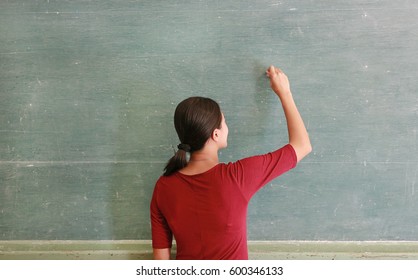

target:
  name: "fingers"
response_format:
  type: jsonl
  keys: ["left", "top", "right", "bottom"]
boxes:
{"left": 266, "top": 65, "right": 275, "bottom": 77}
{"left": 266, "top": 65, "right": 282, "bottom": 78}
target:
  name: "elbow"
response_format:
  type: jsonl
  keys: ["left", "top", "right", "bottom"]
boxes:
{"left": 304, "top": 137, "right": 313, "bottom": 156}
{"left": 305, "top": 141, "right": 313, "bottom": 155}
{"left": 299, "top": 142, "right": 312, "bottom": 162}
{"left": 291, "top": 140, "right": 312, "bottom": 163}
{"left": 303, "top": 133, "right": 313, "bottom": 156}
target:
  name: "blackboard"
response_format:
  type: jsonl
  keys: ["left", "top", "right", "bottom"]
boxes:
{"left": 1, "top": 0, "right": 417, "bottom": 241}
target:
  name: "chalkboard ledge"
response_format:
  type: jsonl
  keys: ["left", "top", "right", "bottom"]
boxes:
{"left": 1, "top": 240, "right": 418, "bottom": 260}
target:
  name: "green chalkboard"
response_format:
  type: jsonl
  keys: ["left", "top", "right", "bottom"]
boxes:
{"left": 1, "top": 0, "right": 417, "bottom": 241}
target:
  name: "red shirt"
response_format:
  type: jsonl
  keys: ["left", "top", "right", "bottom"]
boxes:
{"left": 150, "top": 144, "right": 297, "bottom": 260}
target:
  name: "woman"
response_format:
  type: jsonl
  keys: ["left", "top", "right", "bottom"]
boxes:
{"left": 150, "top": 66, "right": 312, "bottom": 260}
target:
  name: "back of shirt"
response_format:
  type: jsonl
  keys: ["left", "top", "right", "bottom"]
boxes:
{"left": 150, "top": 144, "right": 297, "bottom": 260}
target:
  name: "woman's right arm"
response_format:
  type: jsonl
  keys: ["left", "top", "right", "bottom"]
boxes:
{"left": 266, "top": 66, "right": 312, "bottom": 162}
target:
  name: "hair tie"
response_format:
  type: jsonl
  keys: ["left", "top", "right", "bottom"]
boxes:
{"left": 177, "top": 143, "right": 191, "bottom": 152}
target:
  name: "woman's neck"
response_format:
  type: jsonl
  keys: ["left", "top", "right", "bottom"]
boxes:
{"left": 178, "top": 148, "right": 219, "bottom": 176}
{"left": 189, "top": 150, "right": 219, "bottom": 164}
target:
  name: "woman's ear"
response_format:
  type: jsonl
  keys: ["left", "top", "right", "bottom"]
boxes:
{"left": 211, "top": 129, "right": 220, "bottom": 142}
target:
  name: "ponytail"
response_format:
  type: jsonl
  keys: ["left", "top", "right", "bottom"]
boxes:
{"left": 163, "top": 97, "right": 222, "bottom": 176}
{"left": 163, "top": 148, "right": 188, "bottom": 176}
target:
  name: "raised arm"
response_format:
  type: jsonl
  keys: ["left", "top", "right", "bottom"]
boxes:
{"left": 266, "top": 66, "right": 312, "bottom": 162}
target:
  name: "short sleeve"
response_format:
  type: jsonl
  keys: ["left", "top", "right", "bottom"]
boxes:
{"left": 150, "top": 183, "right": 173, "bottom": 249}
{"left": 230, "top": 144, "right": 297, "bottom": 201}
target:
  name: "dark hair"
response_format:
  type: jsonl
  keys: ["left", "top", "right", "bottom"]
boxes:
{"left": 163, "top": 97, "right": 222, "bottom": 176}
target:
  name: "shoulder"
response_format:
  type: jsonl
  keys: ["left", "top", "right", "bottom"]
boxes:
{"left": 151, "top": 174, "right": 179, "bottom": 207}
{"left": 155, "top": 173, "right": 178, "bottom": 189}
{"left": 153, "top": 174, "right": 177, "bottom": 198}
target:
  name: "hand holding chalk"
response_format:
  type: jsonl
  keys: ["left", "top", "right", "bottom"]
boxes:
{"left": 266, "top": 65, "right": 291, "bottom": 99}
